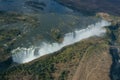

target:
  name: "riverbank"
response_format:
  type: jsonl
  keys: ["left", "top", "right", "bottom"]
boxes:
{"left": 0, "top": 0, "right": 120, "bottom": 80}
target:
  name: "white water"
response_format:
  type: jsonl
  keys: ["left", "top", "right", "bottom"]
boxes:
{"left": 12, "top": 20, "right": 111, "bottom": 64}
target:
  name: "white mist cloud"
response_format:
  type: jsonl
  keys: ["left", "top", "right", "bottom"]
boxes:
{"left": 12, "top": 20, "right": 111, "bottom": 64}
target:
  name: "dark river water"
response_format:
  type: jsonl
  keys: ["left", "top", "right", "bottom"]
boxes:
{"left": 0, "top": 0, "right": 101, "bottom": 48}
{"left": 0, "top": 1, "right": 118, "bottom": 80}
{"left": 0, "top": 0, "right": 73, "bottom": 14}
{"left": 109, "top": 25, "right": 120, "bottom": 80}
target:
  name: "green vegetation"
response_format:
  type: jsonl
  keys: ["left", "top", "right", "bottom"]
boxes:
{"left": 0, "top": 29, "right": 21, "bottom": 43}
{"left": 50, "top": 28, "right": 63, "bottom": 43}
{"left": 0, "top": 11, "right": 37, "bottom": 25}
{"left": 0, "top": 12, "right": 39, "bottom": 62}
{"left": 0, "top": 29, "right": 21, "bottom": 61}
{"left": 59, "top": 70, "right": 69, "bottom": 80}
{"left": 1, "top": 10, "right": 119, "bottom": 80}
{"left": 0, "top": 37, "right": 109, "bottom": 80}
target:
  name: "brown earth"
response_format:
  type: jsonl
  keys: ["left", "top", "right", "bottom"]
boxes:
{"left": 52, "top": 38, "right": 112, "bottom": 80}
{"left": 72, "top": 48, "right": 112, "bottom": 80}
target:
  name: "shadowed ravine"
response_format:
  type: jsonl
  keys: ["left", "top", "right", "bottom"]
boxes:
{"left": 0, "top": 0, "right": 120, "bottom": 80}
{"left": 110, "top": 46, "right": 120, "bottom": 80}
{"left": 109, "top": 25, "right": 120, "bottom": 80}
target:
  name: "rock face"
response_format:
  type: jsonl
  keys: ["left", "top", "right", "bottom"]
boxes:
{"left": 96, "top": 12, "right": 120, "bottom": 24}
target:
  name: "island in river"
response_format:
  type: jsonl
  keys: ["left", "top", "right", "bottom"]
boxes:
{"left": 0, "top": 0, "right": 120, "bottom": 80}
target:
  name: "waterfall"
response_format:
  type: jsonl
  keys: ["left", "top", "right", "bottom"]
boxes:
{"left": 12, "top": 20, "right": 111, "bottom": 64}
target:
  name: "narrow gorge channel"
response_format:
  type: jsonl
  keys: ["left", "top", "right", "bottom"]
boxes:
{"left": 109, "top": 24, "right": 120, "bottom": 80}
